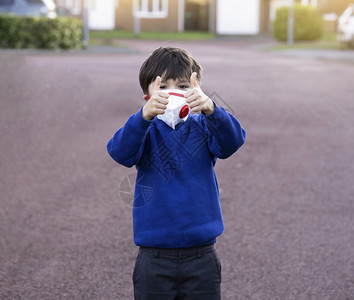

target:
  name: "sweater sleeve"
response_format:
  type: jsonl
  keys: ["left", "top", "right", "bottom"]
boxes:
{"left": 107, "top": 108, "right": 152, "bottom": 167}
{"left": 203, "top": 102, "right": 246, "bottom": 159}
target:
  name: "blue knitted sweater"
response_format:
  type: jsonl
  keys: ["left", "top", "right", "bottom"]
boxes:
{"left": 107, "top": 103, "right": 246, "bottom": 248}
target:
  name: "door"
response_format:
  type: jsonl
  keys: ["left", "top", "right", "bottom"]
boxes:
{"left": 216, "top": 0, "right": 260, "bottom": 35}
{"left": 89, "top": 0, "right": 115, "bottom": 30}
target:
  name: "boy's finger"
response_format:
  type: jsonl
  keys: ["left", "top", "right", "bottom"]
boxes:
{"left": 185, "top": 93, "right": 199, "bottom": 103}
{"left": 189, "top": 99, "right": 203, "bottom": 109}
{"left": 155, "top": 102, "right": 168, "bottom": 110}
{"left": 184, "top": 90, "right": 194, "bottom": 98}
{"left": 157, "top": 91, "right": 169, "bottom": 99}
{"left": 190, "top": 72, "right": 199, "bottom": 88}
{"left": 191, "top": 102, "right": 204, "bottom": 112}
{"left": 154, "top": 76, "right": 162, "bottom": 91}
{"left": 157, "top": 97, "right": 169, "bottom": 105}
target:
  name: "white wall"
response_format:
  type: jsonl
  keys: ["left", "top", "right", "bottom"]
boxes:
{"left": 89, "top": 0, "right": 116, "bottom": 30}
{"left": 216, "top": 0, "right": 260, "bottom": 35}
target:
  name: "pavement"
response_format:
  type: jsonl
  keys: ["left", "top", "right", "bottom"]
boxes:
{"left": 0, "top": 39, "right": 354, "bottom": 299}
{"left": 273, "top": 48, "right": 354, "bottom": 64}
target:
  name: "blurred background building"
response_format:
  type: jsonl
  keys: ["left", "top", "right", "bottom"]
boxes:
{"left": 53, "top": 0, "right": 352, "bottom": 34}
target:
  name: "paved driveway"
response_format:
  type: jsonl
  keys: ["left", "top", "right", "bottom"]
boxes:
{"left": 0, "top": 40, "right": 353, "bottom": 299}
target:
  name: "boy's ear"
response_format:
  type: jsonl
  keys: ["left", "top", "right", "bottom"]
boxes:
{"left": 143, "top": 94, "right": 150, "bottom": 101}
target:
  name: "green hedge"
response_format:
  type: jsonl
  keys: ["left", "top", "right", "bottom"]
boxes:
{"left": 0, "top": 15, "right": 83, "bottom": 49}
{"left": 273, "top": 4, "right": 323, "bottom": 42}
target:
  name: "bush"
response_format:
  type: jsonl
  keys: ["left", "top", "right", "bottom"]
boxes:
{"left": 273, "top": 4, "right": 323, "bottom": 42}
{"left": 0, "top": 15, "right": 83, "bottom": 49}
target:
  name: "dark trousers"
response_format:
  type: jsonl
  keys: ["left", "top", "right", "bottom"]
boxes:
{"left": 133, "top": 243, "right": 221, "bottom": 300}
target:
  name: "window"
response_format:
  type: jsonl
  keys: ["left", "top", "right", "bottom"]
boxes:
{"left": 0, "top": 0, "right": 14, "bottom": 5}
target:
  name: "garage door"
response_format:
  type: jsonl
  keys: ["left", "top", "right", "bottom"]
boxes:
{"left": 89, "top": 0, "right": 115, "bottom": 30}
{"left": 217, "top": 0, "right": 260, "bottom": 35}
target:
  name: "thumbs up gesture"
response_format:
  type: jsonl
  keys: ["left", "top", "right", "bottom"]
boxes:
{"left": 142, "top": 76, "right": 169, "bottom": 121}
{"left": 185, "top": 72, "right": 215, "bottom": 115}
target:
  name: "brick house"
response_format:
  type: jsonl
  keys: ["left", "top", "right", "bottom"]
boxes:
{"left": 55, "top": 0, "right": 318, "bottom": 35}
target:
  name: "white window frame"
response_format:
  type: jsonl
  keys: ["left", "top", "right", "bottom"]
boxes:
{"left": 133, "top": 0, "right": 168, "bottom": 19}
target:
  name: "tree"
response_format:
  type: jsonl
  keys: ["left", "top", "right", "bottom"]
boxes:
{"left": 273, "top": 4, "right": 323, "bottom": 42}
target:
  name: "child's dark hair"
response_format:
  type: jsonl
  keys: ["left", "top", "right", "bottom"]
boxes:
{"left": 139, "top": 47, "right": 202, "bottom": 94}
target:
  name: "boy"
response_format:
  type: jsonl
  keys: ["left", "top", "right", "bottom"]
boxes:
{"left": 107, "top": 47, "right": 246, "bottom": 299}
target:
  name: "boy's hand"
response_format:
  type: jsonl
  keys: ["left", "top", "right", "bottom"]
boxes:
{"left": 142, "top": 76, "right": 169, "bottom": 121}
{"left": 185, "top": 72, "right": 215, "bottom": 116}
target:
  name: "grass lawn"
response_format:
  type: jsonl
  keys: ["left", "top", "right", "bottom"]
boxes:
{"left": 89, "top": 30, "right": 215, "bottom": 46}
{"left": 265, "top": 32, "right": 344, "bottom": 51}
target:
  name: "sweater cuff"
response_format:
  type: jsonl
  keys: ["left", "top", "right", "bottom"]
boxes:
{"left": 202, "top": 101, "right": 223, "bottom": 128}
{"left": 130, "top": 107, "right": 153, "bottom": 134}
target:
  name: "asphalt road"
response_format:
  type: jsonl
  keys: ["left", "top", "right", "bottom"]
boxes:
{"left": 0, "top": 40, "right": 353, "bottom": 300}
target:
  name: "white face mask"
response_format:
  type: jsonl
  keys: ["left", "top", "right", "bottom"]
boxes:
{"left": 157, "top": 89, "right": 190, "bottom": 129}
